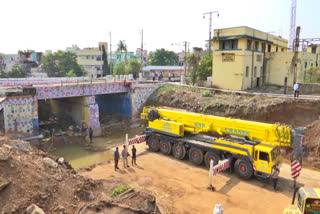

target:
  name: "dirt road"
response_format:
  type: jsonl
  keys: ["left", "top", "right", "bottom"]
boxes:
{"left": 82, "top": 143, "right": 320, "bottom": 214}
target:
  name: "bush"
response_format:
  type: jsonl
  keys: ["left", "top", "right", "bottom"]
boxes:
{"left": 110, "top": 184, "right": 131, "bottom": 197}
{"left": 201, "top": 90, "right": 211, "bottom": 97}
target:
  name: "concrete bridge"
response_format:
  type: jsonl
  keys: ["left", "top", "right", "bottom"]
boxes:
{"left": 0, "top": 77, "right": 158, "bottom": 136}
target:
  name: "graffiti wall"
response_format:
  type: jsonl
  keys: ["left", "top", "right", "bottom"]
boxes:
{"left": 36, "top": 82, "right": 129, "bottom": 100}
{"left": 88, "top": 103, "right": 100, "bottom": 129}
{"left": 3, "top": 96, "right": 38, "bottom": 135}
{"left": 131, "top": 87, "right": 157, "bottom": 115}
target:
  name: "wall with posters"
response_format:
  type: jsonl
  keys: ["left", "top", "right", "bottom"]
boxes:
{"left": 2, "top": 96, "right": 38, "bottom": 135}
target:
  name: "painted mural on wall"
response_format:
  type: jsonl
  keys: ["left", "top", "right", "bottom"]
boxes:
{"left": 36, "top": 82, "right": 129, "bottom": 100}
{"left": 3, "top": 96, "right": 38, "bottom": 135}
{"left": 87, "top": 96, "right": 96, "bottom": 104}
{"left": 89, "top": 104, "right": 100, "bottom": 129}
{"left": 132, "top": 87, "right": 156, "bottom": 115}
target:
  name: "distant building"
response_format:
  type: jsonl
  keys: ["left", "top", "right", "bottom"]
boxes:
{"left": 135, "top": 48, "right": 148, "bottom": 65}
{"left": 109, "top": 52, "right": 140, "bottom": 65}
{"left": 142, "top": 65, "right": 184, "bottom": 78}
{"left": 3, "top": 54, "right": 20, "bottom": 73}
{"left": 211, "top": 26, "right": 320, "bottom": 90}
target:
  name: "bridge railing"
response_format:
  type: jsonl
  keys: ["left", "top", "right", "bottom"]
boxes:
{"left": 0, "top": 75, "right": 136, "bottom": 87}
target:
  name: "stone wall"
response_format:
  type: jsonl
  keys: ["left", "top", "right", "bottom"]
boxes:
{"left": 300, "top": 83, "right": 320, "bottom": 94}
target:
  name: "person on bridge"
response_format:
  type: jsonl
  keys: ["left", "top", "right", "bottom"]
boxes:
{"left": 271, "top": 164, "right": 280, "bottom": 191}
{"left": 121, "top": 145, "right": 130, "bottom": 168}
{"left": 89, "top": 127, "right": 93, "bottom": 144}
{"left": 114, "top": 147, "right": 120, "bottom": 171}
{"left": 293, "top": 82, "right": 300, "bottom": 98}
{"left": 152, "top": 71, "right": 156, "bottom": 81}
{"left": 131, "top": 145, "right": 137, "bottom": 166}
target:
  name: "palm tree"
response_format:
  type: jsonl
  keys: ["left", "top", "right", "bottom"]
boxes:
{"left": 117, "top": 40, "right": 128, "bottom": 74}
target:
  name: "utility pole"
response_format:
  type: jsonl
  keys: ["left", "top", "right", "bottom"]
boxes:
{"left": 141, "top": 29, "right": 144, "bottom": 70}
{"left": 184, "top": 41, "right": 187, "bottom": 76}
{"left": 203, "top": 11, "right": 219, "bottom": 55}
{"left": 109, "top": 31, "right": 112, "bottom": 75}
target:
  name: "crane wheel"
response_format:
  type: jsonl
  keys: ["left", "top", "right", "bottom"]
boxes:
{"left": 234, "top": 159, "right": 253, "bottom": 180}
{"left": 172, "top": 143, "right": 186, "bottom": 160}
{"left": 188, "top": 148, "right": 204, "bottom": 166}
{"left": 204, "top": 152, "right": 219, "bottom": 168}
{"left": 160, "top": 141, "right": 172, "bottom": 155}
{"left": 148, "top": 137, "right": 160, "bottom": 152}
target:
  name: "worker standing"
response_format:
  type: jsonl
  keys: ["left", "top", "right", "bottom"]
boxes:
{"left": 152, "top": 71, "right": 156, "bottom": 81}
{"left": 169, "top": 72, "right": 172, "bottom": 82}
{"left": 207, "top": 160, "right": 216, "bottom": 191}
{"left": 131, "top": 145, "right": 137, "bottom": 166}
{"left": 271, "top": 164, "right": 280, "bottom": 191}
{"left": 114, "top": 147, "right": 120, "bottom": 171}
{"left": 121, "top": 145, "right": 130, "bottom": 168}
{"left": 293, "top": 82, "right": 300, "bottom": 98}
{"left": 88, "top": 127, "right": 93, "bottom": 144}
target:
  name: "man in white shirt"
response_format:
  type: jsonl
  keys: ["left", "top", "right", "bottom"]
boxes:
{"left": 293, "top": 82, "right": 299, "bottom": 98}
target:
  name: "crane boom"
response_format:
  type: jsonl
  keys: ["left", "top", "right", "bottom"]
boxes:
{"left": 141, "top": 107, "right": 297, "bottom": 147}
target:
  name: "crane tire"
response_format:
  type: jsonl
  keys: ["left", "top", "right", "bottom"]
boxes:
{"left": 172, "top": 143, "right": 186, "bottom": 160}
{"left": 204, "top": 152, "right": 219, "bottom": 168}
{"left": 188, "top": 148, "right": 204, "bottom": 166}
{"left": 160, "top": 141, "right": 172, "bottom": 155}
{"left": 148, "top": 137, "right": 160, "bottom": 152}
{"left": 234, "top": 158, "right": 253, "bottom": 180}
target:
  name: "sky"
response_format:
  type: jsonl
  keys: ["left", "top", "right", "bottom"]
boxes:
{"left": 1, "top": 0, "right": 320, "bottom": 54}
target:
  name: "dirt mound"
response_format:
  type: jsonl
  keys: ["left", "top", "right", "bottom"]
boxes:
{"left": 302, "top": 119, "right": 320, "bottom": 168}
{"left": 147, "top": 86, "right": 320, "bottom": 127}
{"left": 0, "top": 137, "right": 159, "bottom": 213}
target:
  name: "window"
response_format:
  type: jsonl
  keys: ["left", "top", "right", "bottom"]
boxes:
{"left": 86, "top": 56, "right": 89, "bottom": 59}
{"left": 305, "top": 62, "right": 308, "bottom": 68}
{"left": 255, "top": 41, "right": 259, "bottom": 51}
{"left": 281, "top": 48, "right": 284, "bottom": 52}
{"left": 219, "top": 39, "right": 238, "bottom": 50}
{"left": 247, "top": 40, "right": 252, "bottom": 50}
{"left": 254, "top": 66, "right": 257, "bottom": 77}
{"left": 261, "top": 43, "right": 266, "bottom": 52}
{"left": 260, "top": 66, "right": 263, "bottom": 77}
{"left": 268, "top": 44, "right": 271, "bottom": 52}
{"left": 259, "top": 152, "right": 269, "bottom": 162}
{"left": 245, "top": 66, "right": 249, "bottom": 77}
{"left": 276, "top": 47, "right": 278, "bottom": 52}
{"left": 311, "top": 63, "right": 313, "bottom": 67}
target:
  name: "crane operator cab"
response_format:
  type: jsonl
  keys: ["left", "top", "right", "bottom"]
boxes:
{"left": 253, "top": 144, "right": 281, "bottom": 177}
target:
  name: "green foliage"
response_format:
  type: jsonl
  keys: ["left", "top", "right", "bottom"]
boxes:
{"left": 198, "top": 54, "right": 212, "bottom": 80}
{"left": 110, "top": 184, "right": 131, "bottom": 197}
{"left": 65, "top": 69, "right": 76, "bottom": 77}
{"left": 127, "top": 60, "right": 141, "bottom": 76}
{"left": 102, "top": 45, "right": 109, "bottom": 76}
{"left": 202, "top": 102, "right": 211, "bottom": 113}
{"left": 7, "top": 66, "right": 25, "bottom": 78}
{"left": 0, "top": 69, "right": 6, "bottom": 78}
{"left": 114, "top": 61, "right": 125, "bottom": 75}
{"left": 243, "top": 107, "right": 249, "bottom": 115}
{"left": 41, "top": 51, "right": 83, "bottom": 77}
{"left": 117, "top": 40, "right": 128, "bottom": 74}
{"left": 0, "top": 53, "right": 6, "bottom": 60}
{"left": 201, "top": 89, "right": 211, "bottom": 97}
{"left": 189, "top": 85, "right": 200, "bottom": 93}
{"left": 187, "top": 53, "right": 201, "bottom": 85}
{"left": 304, "top": 67, "right": 320, "bottom": 83}
{"left": 157, "top": 84, "right": 184, "bottom": 93}
{"left": 149, "top": 48, "right": 179, "bottom": 65}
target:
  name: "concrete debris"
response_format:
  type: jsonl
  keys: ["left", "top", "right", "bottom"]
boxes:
{"left": 0, "top": 177, "right": 11, "bottom": 192}
{"left": 26, "top": 204, "right": 46, "bottom": 214}
{"left": 0, "top": 140, "right": 31, "bottom": 152}
{"left": 0, "top": 150, "right": 9, "bottom": 161}
{"left": 43, "top": 157, "right": 58, "bottom": 168}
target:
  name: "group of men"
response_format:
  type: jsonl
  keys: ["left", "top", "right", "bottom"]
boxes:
{"left": 114, "top": 145, "right": 137, "bottom": 170}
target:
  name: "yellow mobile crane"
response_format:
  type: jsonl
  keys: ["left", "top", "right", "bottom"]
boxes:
{"left": 141, "top": 107, "right": 305, "bottom": 179}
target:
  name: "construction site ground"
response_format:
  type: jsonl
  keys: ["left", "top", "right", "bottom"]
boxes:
{"left": 82, "top": 143, "right": 320, "bottom": 214}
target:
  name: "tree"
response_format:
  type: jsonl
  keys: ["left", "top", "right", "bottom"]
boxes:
{"left": 187, "top": 53, "right": 201, "bottom": 85}
{"left": 65, "top": 69, "right": 76, "bottom": 77}
{"left": 127, "top": 60, "right": 141, "bottom": 77}
{"left": 42, "top": 51, "right": 83, "bottom": 77}
{"left": 102, "top": 45, "right": 109, "bottom": 76}
{"left": 114, "top": 61, "right": 125, "bottom": 75}
{"left": 198, "top": 54, "right": 212, "bottom": 80}
{"left": 149, "top": 48, "right": 179, "bottom": 65}
{"left": 117, "top": 40, "right": 127, "bottom": 74}
{"left": 7, "top": 66, "right": 26, "bottom": 78}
